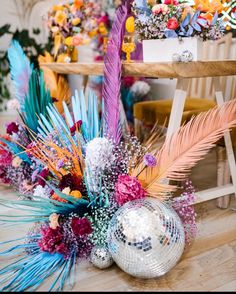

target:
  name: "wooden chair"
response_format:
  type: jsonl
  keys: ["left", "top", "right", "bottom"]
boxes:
{"left": 133, "top": 32, "right": 235, "bottom": 207}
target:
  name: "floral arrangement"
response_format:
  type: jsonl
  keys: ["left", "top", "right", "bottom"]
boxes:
{"left": 1, "top": 2, "right": 236, "bottom": 290}
{"left": 132, "top": 0, "right": 227, "bottom": 40}
{"left": 46, "top": 0, "right": 110, "bottom": 62}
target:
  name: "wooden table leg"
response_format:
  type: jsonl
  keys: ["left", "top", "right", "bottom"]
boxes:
{"left": 213, "top": 77, "right": 236, "bottom": 207}
{"left": 166, "top": 78, "right": 189, "bottom": 139}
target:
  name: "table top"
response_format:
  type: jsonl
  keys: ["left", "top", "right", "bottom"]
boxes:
{"left": 40, "top": 60, "right": 236, "bottom": 78}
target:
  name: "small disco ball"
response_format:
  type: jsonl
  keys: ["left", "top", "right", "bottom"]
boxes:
{"left": 172, "top": 53, "right": 181, "bottom": 62}
{"left": 107, "top": 197, "right": 185, "bottom": 279}
{"left": 180, "top": 50, "right": 194, "bottom": 62}
{"left": 90, "top": 246, "right": 114, "bottom": 269}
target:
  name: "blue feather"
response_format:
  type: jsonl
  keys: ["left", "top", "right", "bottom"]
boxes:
{"left": 7, "top": 40, "right": 32, "bottom": 111}
{"left": 0, "top": 233, "right": 77, "bottom": 291}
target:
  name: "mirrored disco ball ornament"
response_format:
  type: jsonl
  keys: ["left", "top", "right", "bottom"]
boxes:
{"left": 90, "top": 246, "right": 114, "bottom": 269}
{"left": 180, "top": 50, "right": 194, "bottom": 62}
{"left": 107, "top": 197, "right": 185, "bottom": 278}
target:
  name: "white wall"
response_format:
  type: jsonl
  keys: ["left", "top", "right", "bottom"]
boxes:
{"left": 0, "top": 0, "right": 60, "bottom": 51}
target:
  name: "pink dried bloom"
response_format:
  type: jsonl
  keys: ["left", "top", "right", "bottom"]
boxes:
{"left": 38, "top": 225, "right": 70, "bottom": 257}
{"left": 0, "top": 148, "right": 13, "bottom": 167}
{"left": 115, "top": 174, "right": 146, "bottom": 206}
{"left": 172, "top": 180, "right": 197, "bottom": 244}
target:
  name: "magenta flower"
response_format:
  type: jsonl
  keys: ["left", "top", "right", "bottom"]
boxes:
{"left": 38, "top": 226, "right": 70, "bottom": 256}
{"left": 38, "top": 168, "right": 49, "bottom": 187}
{"left": 143, "top": 153, "right": 157, "bottom": 167}
{"left": 71, "top": 217, "right": 93, "bottom": 237}
{"left": 6, "top": 122, "right": 19, "bottom": 135}
{"left": 164, "top": 0, "right": 178, "bottom": 5}
{"left": 70, "top": 120, "right": 82, "bottom": 135}
{"left": 115, "top": 174, "right": 146, "bottom": 206}
{"left": 0, "top": 148, "right": 12, "bottom": 167}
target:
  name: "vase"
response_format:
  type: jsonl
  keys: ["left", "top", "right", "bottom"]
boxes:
{"left": 76, "top": 44, "right": 95, "bottom": 62}
{"left": 142, "top": 37, "right": 203, "bottom": 62}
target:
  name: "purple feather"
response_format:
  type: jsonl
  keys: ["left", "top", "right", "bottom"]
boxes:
{"left": 102, "top": 1, "right": 131, "bottom": 144}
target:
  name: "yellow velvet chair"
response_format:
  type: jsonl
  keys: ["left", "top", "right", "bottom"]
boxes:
{"left": 134, "top": 98, "right": 216, "bottom": 140}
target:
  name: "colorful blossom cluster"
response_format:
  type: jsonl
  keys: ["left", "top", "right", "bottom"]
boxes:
{"left": 46, "top": 0, "right": 111, "bottom": 61}
{"left": 132, "top": 0, "right": 226, "bottom": 40}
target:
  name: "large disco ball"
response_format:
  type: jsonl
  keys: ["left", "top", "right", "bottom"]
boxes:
{"left": 107, "top": 197, "right": 185, "bottom": 278}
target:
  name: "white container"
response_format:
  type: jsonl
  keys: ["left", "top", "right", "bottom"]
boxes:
{"left": 76, "top": 44, "right": 95, "bottom": 62}
{"left": 143, "top": 37, "right": 203, "bottom": 62}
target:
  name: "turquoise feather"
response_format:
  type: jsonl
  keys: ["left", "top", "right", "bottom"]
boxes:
{"left": 21, "top": 70, "right": 52, "bottom": 133}
{"left": 37, "top": 89, "right": 101, "bottom": 143}
{"left": 7, "top": 40, "right": 32, "bottom": 111}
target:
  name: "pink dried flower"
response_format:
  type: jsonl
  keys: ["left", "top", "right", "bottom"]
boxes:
{"left": 164, "top": 0, "right": 179, "bottom": 5}
{"left": 71, "top": 217, "right": 93, "bottom": 236}
{"left": 6, "top": 122, "right": 19, "bottom": 135}
{"left": 0, "top": 148, "right": 12, "bottom": 167}
{"left": 152, "top": 4, "right": 169, "bottom": 15}
{"left": 115, "top": 174, "right": 146, "bottom": 206}
{"left": 172, "top": 180, "right": 197, "bottom": 244}
{"left": 38, "top": 225, "right": 70, "bottom": 256}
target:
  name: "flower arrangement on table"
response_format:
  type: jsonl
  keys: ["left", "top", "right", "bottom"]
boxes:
{"left": 1, "top": 1, "right": 236, "bottom": 291}
{"left": 46, "top": 0, "right": 110, "bottom": 62}
{"left": 132, "top": 0, "right": 227, "bottom": 41}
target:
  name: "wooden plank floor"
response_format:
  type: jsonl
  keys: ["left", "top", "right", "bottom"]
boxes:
{"left": 0, "top": 114, "right": 236, "bottom": 291}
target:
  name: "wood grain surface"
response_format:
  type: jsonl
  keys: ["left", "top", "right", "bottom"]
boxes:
{"left": 0, "top": 114, "right": 236, "bottom": 291}
{"left": 40, "top": 60, "right": 236, "bottom": 78}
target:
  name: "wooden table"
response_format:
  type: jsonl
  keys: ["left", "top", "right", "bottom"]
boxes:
{"left": 40, "top": 60, "right": 236, "bottom": 205}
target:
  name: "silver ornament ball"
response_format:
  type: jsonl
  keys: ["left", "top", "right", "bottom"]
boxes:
{"left": 90, "top": 246, "right": 114, "bottom": 269}
{"left": 172, "top": 53, "right": 181, "bottom": 62}
{"left": 107, "top": 197, "right": 185, "bottom": 279}
{"left": 180, "top": 50, "right": 194, "bottom": 62}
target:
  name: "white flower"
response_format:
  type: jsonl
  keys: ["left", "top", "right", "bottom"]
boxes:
{"left": 85, "top": 137, "right": 115, "bottom": 171}
{"left": 7, "top": 99, "right": 20, "bottom": 110}
{"left": 130, "top": 81, "right": 151, "bottom": 97}
{"left": 85, "top": 137, "right": 115, "bottom": 192}
{"left": 62, "top": 187, "right": 71, "bottom": 195}
{"left": 33, "top": 185, "right": 51, "bottom": 199}
{"left": 49, "top": 213, "right": 60, "bottom": 229}
{"left": 64, "top": 56, "right": 71, "bottom": 63}
{"left": 12, "top": 156, "right": 23, "bottom": 168}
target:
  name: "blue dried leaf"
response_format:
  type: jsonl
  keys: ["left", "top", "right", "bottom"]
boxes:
{"left": 181, "top": 13, "right": 191, "bottom": 27}
{"left": 211, "top": 12, "right": 218, "bottom": 26}
{"left": 192, "top": 22, "right": 202, "bottom": 32}
{"left": 187, "top": 26, "right": 194, "bottom": 36}
{"left": 197, "top": 18, "right": 208, "bottom": 27}
{"left": 192, "top": 10, "right": 201, "bottom": 23}
{"left": 164, "top": 29, "right": 178, "bottom": 38}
